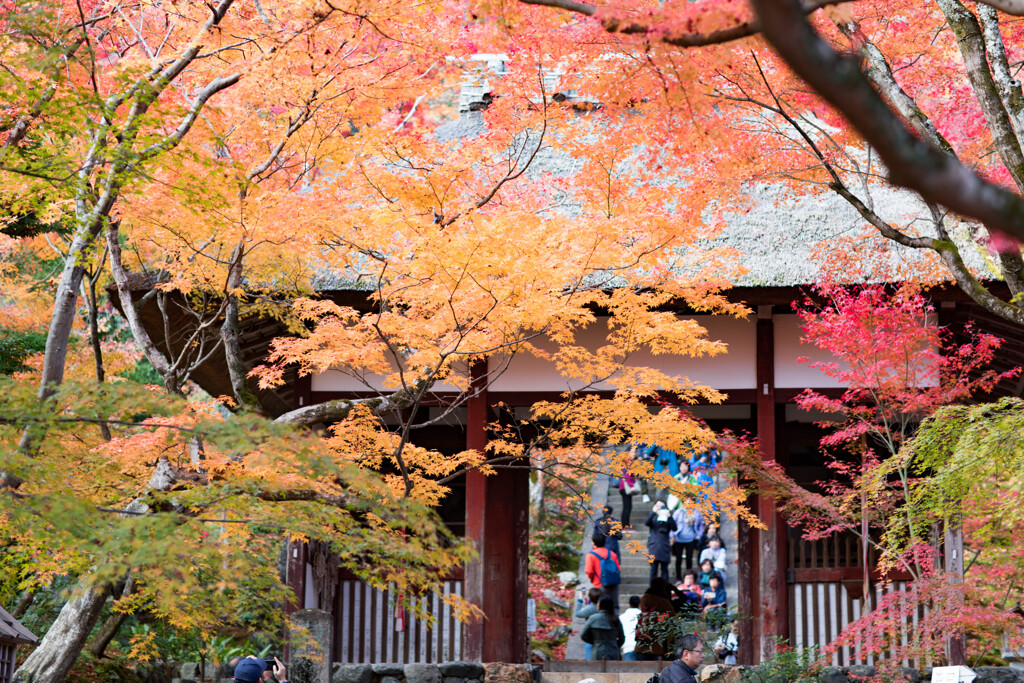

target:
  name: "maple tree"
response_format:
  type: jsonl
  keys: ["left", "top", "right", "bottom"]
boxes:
{"left": 0, "top": 0, "right": 761, "bottom": 678}
{"left": 508, "top": 0, "right": 1024, "bottom": 327}
{"left": 727, "top": 284, "right": 1022, "bottom": 668}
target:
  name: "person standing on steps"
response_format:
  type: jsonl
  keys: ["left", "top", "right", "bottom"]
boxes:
{"left": 595, "top": 505, "right": 623, "bottom": 560}
{"left": 619, "top": 445, "right": 645, "bottom": 527}
{"left": 576, "top": 587, "right": 604, "bottom": 660}
{"left": 585, "top": 533, "right": 621, "bottom": 609}
{"left": 619, "top": 595, "right": 642, "bottom": 661}
{"left": 671, "top": 505, "right": 704, "bottom": 581}
{"left": 580, "top": 596, "right": 625, "bottom": 661}
{"left": 645, "top": 500, "right": 677, "bottom": 582}
{"left": 658, "top": 634, "right": 705, "bottom": 683}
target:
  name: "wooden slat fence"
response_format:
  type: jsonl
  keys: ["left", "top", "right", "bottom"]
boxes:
{"left": 786, "top": 527, "right": 924, "bottom": 667}
{"left": 790, "top": 580, "right": 921, "bottom": 666}
{"left": 335, "top": 579, "right": 463, "bottom": 664}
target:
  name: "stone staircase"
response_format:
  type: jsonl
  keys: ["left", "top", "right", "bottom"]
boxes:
{"left": 565, "top": 471, "right": 739, "bottom": 661}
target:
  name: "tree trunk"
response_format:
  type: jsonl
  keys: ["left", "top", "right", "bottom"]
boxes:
{"left": 87, "top": 575, "right": 134, "bottom": 659}
{"left": 14, "top": 582, "right": 111, "bottom": 683}
{"left": 12, "top": 589, "right": 34, "bottom": 619}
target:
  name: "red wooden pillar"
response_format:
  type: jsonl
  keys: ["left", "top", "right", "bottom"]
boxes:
{"left": 737, "top": 513, "right": 756, "bottom": 665}
{"left": 464, "top": 362, "right": 530, "bottom": 663}
{"left": 286, "top": 539, "right": 308, "bottom": 613}
{"left": 283, "top": 538, "right": 308, "bottom": 662}
{"left": 755, "top": 307, "right": 783, "bottom": 661}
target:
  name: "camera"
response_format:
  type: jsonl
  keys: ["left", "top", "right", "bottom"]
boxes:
{"left": 262, "top": 658, "right": 281, "bottom": 670}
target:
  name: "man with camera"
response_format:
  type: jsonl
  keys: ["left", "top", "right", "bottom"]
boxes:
{"left": 713, "top": 623, "right": 739, "bottom": 665}
{"left": 234, "top": 656, "right": 287, "bottom": 683}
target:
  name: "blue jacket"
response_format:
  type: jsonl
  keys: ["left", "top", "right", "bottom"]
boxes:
{"left": 653, "top": 447, "right": 680, "bottom": 478}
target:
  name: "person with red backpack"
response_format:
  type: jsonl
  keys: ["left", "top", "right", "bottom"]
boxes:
{"left": 585, "top": 533, "right": 621, "bottom": 610}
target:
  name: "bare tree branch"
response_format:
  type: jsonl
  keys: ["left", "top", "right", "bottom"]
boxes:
{"left": 750, "top": 0, "right": 1024, "bottom": 243}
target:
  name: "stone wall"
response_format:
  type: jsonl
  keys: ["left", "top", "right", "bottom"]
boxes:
{"left": 698, "top": 664, "right": 1024, "bottom": 683}
{"left": 331, "top": 662, "right": 540, "bottom": 683}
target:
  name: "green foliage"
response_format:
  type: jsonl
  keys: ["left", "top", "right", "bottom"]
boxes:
{"left": 0, "top": 375, "right": 472, "bottom": 645}
{"left": 65, "top": 651, "right": 143, "bottom": 683}
{"left": 119, "top": 357, "right": 165, "bottom": 387}
{"left": 115, "top": 622, "right": 275, "bottom": 664}
{"left": 637, "top": 608, "right": 734, "bottom": 656}
{"left": 0, "top": 329, "right": 47, "bottom": 374}
{"left": 0, "top": 210, "right": 66, "bottom": 239}
{"left": 740, "top": 638, "right": 821, "bottom": 683}
{"left": 533, "top": 508, "right": 581, "bottom": 574}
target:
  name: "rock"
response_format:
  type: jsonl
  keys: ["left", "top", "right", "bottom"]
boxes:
{"left": 381, "top": 677, "right": 403, "bottom": 683}
{"left": 545, "top": 625, "right": 572, "bottom": 640}
{"left": 523, "top": 664, "right": 541, "bottom": 683}
{"left": 558, "top": 571, "right": 578, "bottom": 585}
{"left": 845, "top": 667, "right": 876, "bottom": 681}
{"left": 820, "top": 667, "right": 849, "bottom": 683}
{"left": 723, "top": 667, "right": 744, "bottom": 683}
{"left": 700, "top": 664, "right": 730, "bottom": 683}
{"left": 439, "top": 663, "right": 484, "bottom": 679}
{"left": 373, "top": 664, "right": 406, "bottom": 677}
{"left": 542, "top": 589, "right": 571, "bottom": 610}
{"left": 444, "top": 677, "right": 465, "bottom": 683}
{"left": 483, "top": 663, "right": 531, "bottom": 683}
{"left": 976, "top": 668, "right": 1023, "bottom": 683}
{"left": 332, "top": 664, "right": 373, "bottom": 683}
{"left": 405, "top": 664, "right": 442, "bottom": 683}
{"left": 180, "top": 664, "right": 201, "bottom": 681}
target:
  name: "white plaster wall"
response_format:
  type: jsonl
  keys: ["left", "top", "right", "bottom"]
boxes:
{"left": 310, "top": 363, "right": 468, "bottom": 393}
{"left": 487, "top": 315, "right": 757, "bottom": 392}
{"left": 308, "top": 313, "right": 937, "bottom": 395}
{"left": 773, "top": 314, "right": 845, "bottom": 389}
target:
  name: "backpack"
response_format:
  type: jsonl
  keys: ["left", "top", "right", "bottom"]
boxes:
{"left": 590, "top": 549, "right": 621, "bottom": 586}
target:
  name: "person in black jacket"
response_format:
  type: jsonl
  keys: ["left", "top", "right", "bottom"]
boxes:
{"left": 658, "top": 633, "right": 705, "bottom": 683}
{"left": 645, "top": 501, "right": 677, "bottom": 582}
{"left": 595, "top": 505, "right": 623, "bottom": 559}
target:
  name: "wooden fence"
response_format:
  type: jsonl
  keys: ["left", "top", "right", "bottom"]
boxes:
{"left": 787, "top": 527, "right": 921, "bottom": 666}
{"left": 335, "top": 579, "right": 464, "bottom": 664}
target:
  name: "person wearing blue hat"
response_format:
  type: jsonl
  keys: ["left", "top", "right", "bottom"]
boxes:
{"left": 234, "top": 656, "right": 287, "bottom": 683}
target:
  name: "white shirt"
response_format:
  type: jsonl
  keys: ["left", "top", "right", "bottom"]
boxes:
{"left": 619, "top": 607, "right": 642, "bottom": 653}
{"left": 715, "top": 632, "right": 739, "bottom": 665}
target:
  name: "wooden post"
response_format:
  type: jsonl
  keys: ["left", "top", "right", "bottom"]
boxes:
{"left": 737, "top": 512, "right": 756, "bottom": 665}
{"left": 284, "top": 539, "right": 307, "bottom": 663}
{"left": 945, "top": 515, "right": 966, "bottom": 665}
{"left": 756, "top": 307, "right": 782, "bottom": 661}
{"left": 937, "top": 302, "right": 967, "bottom": 666}
{"left": 463, "top": 362, "right": 530, "bottom": 662}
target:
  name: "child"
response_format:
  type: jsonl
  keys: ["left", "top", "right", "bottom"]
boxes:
{"left": 673, "top": 570, "right": 703, "bottom": 616}
{"left": 701, "top": 572, "right": 727, "bottom": 627}
{"left": 697, "top": 558, "right": 715, "bottom": 589}
{"left": 699, "top": 535, "right": 728, "bottom": 583}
